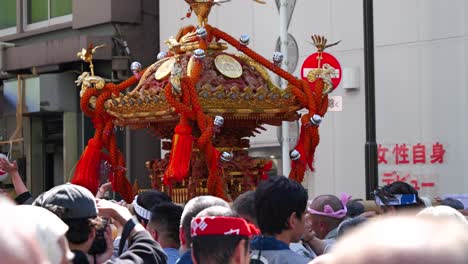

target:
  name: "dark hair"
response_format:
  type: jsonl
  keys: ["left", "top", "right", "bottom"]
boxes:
{"left": 374, "top": 181, "right": 424, "bottom": 211}
{"left": 232, "top": 190, "right": 257, "bottom": 225}
{"left": 255, "top": 176, "right": 308, "bottom": 235}
{"left": 180, "top": 196, "right": 229, "bottom": 245}
{"left": 62, "top": 218, "right": 97, "bottom": 244}
{"left": 135, "top": 190, "right": 172, "bottom": 224}
{"left": 346, "top": 199, "right": 365, "bottom": 218}
{"left": 441, "top": 198, "right": 465, "bottom": 210}
{"left": 193, "top": 235, "right": 249, "bottom": 264}
{"left": 337, "top": 217, "right": 367, "bottom": 238}
{"left": 43, "top": 204, "right": 97, "bottom": 244}
{"left": 148, "top": 202, "right": 183, "bottom": 247}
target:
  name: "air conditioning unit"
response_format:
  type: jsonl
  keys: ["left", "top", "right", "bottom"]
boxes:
{"left": 3, "top": 72, "right": 78, "bottom": 114}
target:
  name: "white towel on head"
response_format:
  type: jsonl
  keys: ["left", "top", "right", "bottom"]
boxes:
{"left": 14, "top": 205, "right": 70, "bottom": 264}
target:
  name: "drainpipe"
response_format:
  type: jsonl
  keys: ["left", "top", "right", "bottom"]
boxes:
{"left": 280, "top": 0, "right": 291, "bottom": 177}
{"left": 363, "top": 0, "right": 378, "bottom": 199}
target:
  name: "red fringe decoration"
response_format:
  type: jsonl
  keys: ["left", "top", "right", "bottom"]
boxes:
{"left": 71, "top": 138, "right": 103, "bottom": 195}
{"left": 208, "top": 147, "right": 220, "bottom": 175}
{"left": 260, "top": 161, "right": 273, "bottom": 180}
{"left": 164, "top": 123, "right": 194, "bottom": 184}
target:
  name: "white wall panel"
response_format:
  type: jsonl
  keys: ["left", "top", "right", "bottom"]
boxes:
{"left": 374, "top": 0, "right": 421, "bottom": 46}
{"left": 420, "top": 0, "right": 464, "bottom": 40}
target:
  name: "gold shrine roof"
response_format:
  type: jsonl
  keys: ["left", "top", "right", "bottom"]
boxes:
{"left": 105, "top": 48, "right": 302, "bottom": 126}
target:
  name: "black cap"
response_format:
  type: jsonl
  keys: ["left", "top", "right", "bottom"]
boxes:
{"left": 33, "top": 183, "right": 98, "bottom": 219}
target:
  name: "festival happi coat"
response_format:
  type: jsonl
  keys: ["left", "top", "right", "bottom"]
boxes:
{"left": 72, "top": 0, "right": 339, "bottom": 203}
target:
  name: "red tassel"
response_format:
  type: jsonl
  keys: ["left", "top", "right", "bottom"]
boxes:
{"left": 71, "top": 139, "right": 103, "bottom": 195}
{"left": 164, "top": 124, "right": 194, "bottom": 184}
{"left": 260, "top": 161, "right": 273, "bottom": 180}
{"left": 294, "top": 126, "right": 310, "bottom": 167}
{"left": 209, "top": 147, "right": 220, "bottom": 174}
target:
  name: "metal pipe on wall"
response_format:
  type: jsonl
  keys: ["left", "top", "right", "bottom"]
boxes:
{"left": 363, "top": 0, "right": 378, "bottom": 199}
{"left": 280, "top": 0, "right": 291, "bottom": 177}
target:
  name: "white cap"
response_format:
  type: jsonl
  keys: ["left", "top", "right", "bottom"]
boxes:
{"left": 14, "top": 205, "right": 71, "bottom": 264}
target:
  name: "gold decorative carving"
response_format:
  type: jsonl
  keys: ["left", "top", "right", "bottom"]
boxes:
{"left": 214, "top": 54, "right": 243, "bottom": 78}
{"left": 104, "top": 83, "right": 300, "bottom": 124}
{"left": 155, "top": 57, "right": 176, "bottom": 80}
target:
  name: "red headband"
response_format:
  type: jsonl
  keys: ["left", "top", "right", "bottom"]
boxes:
{"left": 191, "top": 216, "right": 258, "bottom": 238}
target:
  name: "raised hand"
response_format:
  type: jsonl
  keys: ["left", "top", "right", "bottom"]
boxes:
{"left": 0, "top": 158, "right": 17, "bottom": 174}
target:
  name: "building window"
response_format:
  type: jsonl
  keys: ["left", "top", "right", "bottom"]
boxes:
{"left": 0, "top": 0, "right": 16, "bottom": 36}
{"left": 24, "top": 0, "right": 72, "bottom": 30}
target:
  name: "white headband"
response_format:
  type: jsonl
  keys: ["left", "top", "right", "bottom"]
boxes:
{"left": 375, "top": 194, "right": 417, "bottom": 206}
{"left": 132, "top": 195, "right": 152, "bottom": 220}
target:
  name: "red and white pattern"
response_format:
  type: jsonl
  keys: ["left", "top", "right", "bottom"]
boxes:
{"left": 191, "top": 216, "right": 258, "bottom": 237}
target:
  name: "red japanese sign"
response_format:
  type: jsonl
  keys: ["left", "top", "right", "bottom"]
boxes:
{"left": 301, "top": 52, "right": 342, "bottom": 90}
{"left": 378, "top": 142, "right": 446, "bottom": 165}
{"left": 378, "top": 142, "right": 446, "bottom": 196}
{"left": 379, "top": 171, "right": 438, "bottom": 197}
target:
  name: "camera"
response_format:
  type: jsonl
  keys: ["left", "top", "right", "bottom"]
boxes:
{"left": 89, "top": 218, "right": 109, "bottom": 255}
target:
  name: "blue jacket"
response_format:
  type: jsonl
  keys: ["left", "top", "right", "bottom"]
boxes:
{"left": 250, "top": 236, "right": 311, "bottom": 264}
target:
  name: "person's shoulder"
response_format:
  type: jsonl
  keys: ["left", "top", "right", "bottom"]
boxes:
{"left": 251, "top": 249, "right": 310, "bottom": 264}
{"left": 286, "top": 250, "right": 311, "bottom": 263}
{"left": 290, "top": 242, "right": 316, "bottom": 259}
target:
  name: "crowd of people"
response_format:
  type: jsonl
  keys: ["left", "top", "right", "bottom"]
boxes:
{"left": 1, "top": 157, "right": 468, "bottom": 264}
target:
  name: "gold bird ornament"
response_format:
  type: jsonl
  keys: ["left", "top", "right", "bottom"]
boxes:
{"left": 77, "top": 44, "right": 106, "bottom": 63}
{"left": 184, "top": 0, "right": 265, "bottom": 26}
{"left": 76, "top": 44, "right": 105, "bottom": 76}
{"left": 311, "top": 35, "right": 340, "bottom": 53}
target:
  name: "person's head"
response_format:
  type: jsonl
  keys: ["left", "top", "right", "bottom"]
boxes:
{"left": 346, "top": 199, "right": 365, "bottom": 218}
{"left": 441, "top": 198, "right": 465, "bottom": 210}
{"left": 191, "top": 207, "right": 251, "bottom": 264}
{"left": 307, "top": 194, "right": 350, "bottom": 239}
{"left": 336, "top": 217, "right": 366, "bottom": 238}
{"left": 310, "top": 216, "right": 468, "bottom": 264}
{"left": 33, "top": 184, "right": 99, "bottom": 252}
{"left": 417, "top": 205, "right": 468, "bottom": 226}
{"left": 132, "top": 190, "right": 172, "bottom": 226}
{"left": 179, "top": 195, "right": 229, "bottom": 251}
{"left": 0, "top": 197, "right": 48, "bottom": 264}
{"left": 147, "top": 202, "right": 183, "bottom": 249}
{"left": 255, "top": 176, "right": 308, "bottom": 243}
{"left": 14, "top": 205, "right": 74, "bottom": 264}
{"left": 419, "top": 196, "right": 432, "bottom": 208}
{"left": 374, "top": 181, "right": 424, "bottom": 214}
{"left": 232, "top": 190, "right": 257, "bottom": 227}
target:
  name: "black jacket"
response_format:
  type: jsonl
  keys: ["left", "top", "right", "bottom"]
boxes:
{"left": 108, "top": 230, "right": 167, "bottom": 264}
{"left": 73, "top": 230, "right": 167, "bottom": 264}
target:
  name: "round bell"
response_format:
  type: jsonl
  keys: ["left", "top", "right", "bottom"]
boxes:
{"left": 310, "top": 114, "right": 322, "bottom": 126}
{"left": 130, "top": 61, "right": 142, "bottom": 73}
{"left": 290, "top": 149, "right": 301, "bottom": 161}
{"left": 213, "top": 116, "right": 224, "bottom": 127}
{"left": 196, "top": 27, "right": 207, "bottom": 38}
{"left": 272, "top": 52, "right": 283, "bottom": 66}
{"left": 239, "top": 34, "right": 250, "bottom": 46}
{"left": 157, "top": 51, "right": 167, "bottom": 61}
{"left": 0, "top": 153, "right": 10, "bottom": 181}
{"left": 220, "top": 151, "right": 234, "bottom": 162}
{"left": 194, "top": 49, "right": 205, "bottom": 59}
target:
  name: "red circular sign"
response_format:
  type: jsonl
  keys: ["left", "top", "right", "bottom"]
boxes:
{"left": 0, "top": 153, "right": 9, "bottom": 181}
{"left": 301, "top": 52, "right": 342, "bottom": 91}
